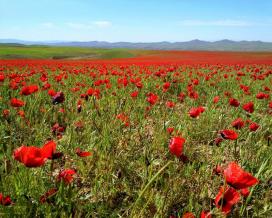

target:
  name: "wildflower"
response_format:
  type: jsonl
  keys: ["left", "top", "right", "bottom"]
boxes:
{"left": 215, "top": 186, "right": 240, "bottom": 214}
{"left": 223, "top": 162, "right": 259, "bottom": 189}
{"left": 169, "top": 137, "right": 185, "bottom": 157}
{"left": 10, "top": 98, "right": 25, "bottom": 107}
{"left": 220, "top": 130, "right": 238, "bottom": 140}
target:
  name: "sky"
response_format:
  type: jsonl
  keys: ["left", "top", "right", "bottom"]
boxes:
{"left": 1, "top": 0, "right": 272, "bottom": 42}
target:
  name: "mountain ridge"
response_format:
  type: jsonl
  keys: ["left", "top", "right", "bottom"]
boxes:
{"left": 1, "top": 39, "right": 272, "bottom": 51}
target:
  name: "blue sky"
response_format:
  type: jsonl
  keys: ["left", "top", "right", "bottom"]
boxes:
{"left": 1, "top": 0, "right": 272, "bottom": 42}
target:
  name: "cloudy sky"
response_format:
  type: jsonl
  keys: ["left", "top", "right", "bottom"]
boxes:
{"left": 0, "top": 0, "right": 271, "bottom": 42}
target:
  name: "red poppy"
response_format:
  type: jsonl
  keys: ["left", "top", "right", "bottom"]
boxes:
{"left": 167, "top": 127, "right": 174, "bottom": 134}
{"left": 130, "top": 91, "right": 139, "bottom": 98}
{"left": 215, "top": 186, "right": 240, "bottom": 214}
{"left": 42, "top": 83, "right": 51, "bottom": 91}
{"left": 240, "top": 188, "right": 250, "bottom": 198}
{"left": 243, "top": 102, "right": 254, "bottom": 113}
{"left": 41, "top": 140, "right": 57, "bottom": 159}
{"left": 10, "top": 98, "right": 25, "bottom": 107}
{"left": 182, "top": 212, "right": 195, "bottom": 218}
{"left": 220, "top": 130, "right": 238, "bottom": 140}
{"left": 75, "top": 147, "right": 91, "bottom": 157}
{"left": 2, "top": 109, "right": 10, "bottom": 117}
{"left": 269, "top": 101, "right": 272, "bottom": 109}
{"left": 20, "top": 85, "right": 39, "bottom": 96}
{"left": 169, "top": 137, "right": 185, "bottom": 157}
{"left": 17, "top": 110, "right": 25, "bottom": 118}
{"left": 48, "top": 89, "right": 56, "bottom": 97}
{"left": 13, "top": 145, "right": 46, "bottom": 167}
{"left": 58, "top": 169, "right": 76, "bottom": 184}
{"left": 223, "top": 162, "right": 259, "bottom": 189}
{"left": 249, "top": 122, "right": 260, "bottom": 131}
{"left": 213, "top": 165, "right": 223, "bottom": 175}
{"left": 146, "top": 93, "right": 158, "bottom": 105}
{"left": 200, "top": 211, "right": 212, "bottom": 218}
{"left": 231, "top": 118, "right": 245, "bottom": 130}
{"left": 178, "top": 92, "right": 186, "bottom": 102}
{"left": 213, "top": 96, "right": 220, "bottom": 103}
{"left": 0, "top": 193, "right": 13, "bottom": 206}
{"left": 0, "top": 73, "right": 5, "bottom": 82}
{"left": 256, "top": 92, "right": 269, "bottom": 99}
{"left": 214, "top": 137, "right": 223, "bottom": 146}
{"left": 229, "top": 98, "right": 240, "bottom": 107}
{"left": 189, "top": 106, "right": 205, "bottom": 118}
{"left": 163, "top": 82, "right": 171, "bottom": 90}
{"left": 166, "top": 101, "right": 175, "bottom": 108}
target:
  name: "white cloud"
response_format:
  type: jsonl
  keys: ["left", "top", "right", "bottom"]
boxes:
{"left": 41, "top": 22, "right": 55, "bottom": 28}
{"left": 178, "top": 19, "right": 255, "bottom": 27}
{"left": 66, "top": 21, "right": 112, "bottom": 30}
{"left": 92, "top": 21, "right": 112, "bottom": 28}
{"left": 66, "top": 22, "right": 93, "bottom": 30}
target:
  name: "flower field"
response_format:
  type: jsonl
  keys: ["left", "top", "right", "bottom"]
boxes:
{"left": 0, "top": 54, "right": 272, "bottom": 217}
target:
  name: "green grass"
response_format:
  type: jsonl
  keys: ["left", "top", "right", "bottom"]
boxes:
{"left": 0, "top": 45, "right": 141, "bottom": 59}
{"left": 0, "top": 62, "right": 271, "bottom": 217}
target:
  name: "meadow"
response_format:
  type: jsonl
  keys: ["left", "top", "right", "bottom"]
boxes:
{"left": 0, "top": 52, "right": 272, "bottom": 217}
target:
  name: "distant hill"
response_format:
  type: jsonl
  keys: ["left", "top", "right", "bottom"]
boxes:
{"left": 1, "top": 39, "right": 272, "bottom": 51}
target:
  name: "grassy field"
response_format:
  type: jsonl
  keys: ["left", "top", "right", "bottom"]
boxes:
{"left": 0, "top": 59, "right": 271, "bottom": 217}
{"left": 0, "top": 44, "right": 155, "bottom": 60}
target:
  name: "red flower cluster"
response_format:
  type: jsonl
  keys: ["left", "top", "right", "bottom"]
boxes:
{"left": 13, "top": 141, "right": 56, "bottom": 167}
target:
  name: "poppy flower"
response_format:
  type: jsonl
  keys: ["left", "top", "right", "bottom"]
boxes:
{"left": 249, "top": 122, "right": 260, "bottom": 131}
{"left": 58, "top": 169, "right": 76, "bottom": 184}
{"left": 243, "top": 102, "right": 254, "bottom": 113}
{"left": 231, "top": 118, "right": 245, "bottom": 130}
{"left": 189, "top": 107, "right": 205, "bottom": 118}
{"left": 213, "top": 96, "right": 220, "bottom": 103}
{"left": 0, "top": 73, "right": 5, "bottom": 82}
{"left": 20, "top": 85, "right": 38, "bottom": 96}
{"left": 10, "top": 98, "right": 25, "bottom": 107}
{"left": 223, "top": 162, "right": 259, "bottom": 189}
{"left": 256, "top": 92, "right": 269, "bottom": 99}
{"left": 0, "top": 193, "right": 13, "bottom": 206}
{"left": 240, "top": 188, "right": 250, "bottom": 198}
{"left": 42, "top": 83, "right": 51, "bottom": 90}
{"left": 166, "top": 101, "right": 175, "bottom": 108}
{"left": 163, "top": 82, "right": 170, "bottom": 90}
{"left": 220, "top": 130, "right": 238, "bottom": 140}
{"left": 229, "top": 98, "right": 240, "bottom": 107}
{"left": 213, "top": 165, "right": 223, "bottom": 175}
{"left": 169, "top": 137, "right": 185, "bottom": 157}
{"left": 13, "top": 146, "right": 46, "bottom": 168}
{"left": 178, "top": 92, "right": 186, "bottom": 102}
{"left": 2, "top": 109, "right": 10, "bottom": 117}
{"left": 146, "top": 93, "right": 158, "bottom": 105}
{"left": 130, "top": 91, "right": 139, "bottom": 98}
{"left": 13, "top": 141, "right": 57, "bottom": 167}
{"left": 17, "top": 110, "right": 25, "bottom": 118}
{"left": 200, "top": 211, "right": 212, "bottom": 218}
{"left": 41, "top": 140, "right": 57, "bottom": 159}
{"left": 52, "top": 92, "right": 65, "bottom": 105}
{"left": 167, "top": 127, "right": 174, "bottom": 134}
{"left": 182, "top": 212, "right": 195, "bottom": 218}
{"left": 215, "top": 186, "right": 240, "bottom": 214}
{"left": 40, "top": 188, "right": 58, "bottom": 203}
{"left": 75, "top": 148, "right": 91, "bottom": 157}
{"left": 116, "top": 113, "right": 130, "bottom": 126}
{"left": 269, "top": 101, "right": 272, "bottom": 109}
{"left": 214, "top": 137, "right": 223, "bottom": 146}
{"left": 48, "top": 89, "right": 56, "bottom": 97}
